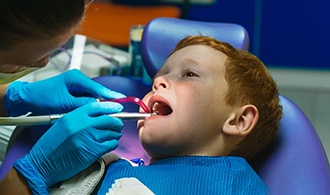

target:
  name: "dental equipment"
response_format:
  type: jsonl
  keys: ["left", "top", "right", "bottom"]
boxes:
{"left": 0, "top": 97, "right": 151, "bottom": 126}
{"left": 0, "top": 112, "right": 151, "bottom": 126}
{"left": 99, "top": 96, "right": 151, "bottom": 113}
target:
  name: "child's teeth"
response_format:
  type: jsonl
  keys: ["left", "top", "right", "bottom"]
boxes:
{"left": 153, "top": 102, "right": 158, "bottom": 108}
{"left": 151, "top": 102, "right": 160, "bottom": 116}
{"left": 152, "top": 102, "right": 159, "bottom": 112}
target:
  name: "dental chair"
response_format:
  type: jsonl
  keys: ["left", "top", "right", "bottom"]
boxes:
{"left": 141, "top": 17, "right": 250, "bottom": 76}
{"left": 1, "top": 17, "right": 330, "bottom": 195}
{"left": 249, "top": 95, "right": 330, "bottom": 194}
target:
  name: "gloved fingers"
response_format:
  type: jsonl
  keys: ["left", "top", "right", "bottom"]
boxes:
{"left": 65, "top": 69, "right": 126, "bottom": 99}
{"left": 98, "top": 139, "right": 120, "bottom": 152}
{"left": 80, "top": 102, "right": 124, "bottom": 117}
{"left": 89, "top": 114, "right": 124, "bottom": 132}
{"left": 84, "top": 128, "right": 122, "bottom": 143}
{"left": 78, "top": 131, "right": 120, "bottom": 156}
{"left": 66, "top": 96, "right": 98, "bottom": 110}
{"left": 84, "top": 140, "right": 120, "bottom": 157}
{"left": 49, "top": 102, "right": 123, "bottom": 137}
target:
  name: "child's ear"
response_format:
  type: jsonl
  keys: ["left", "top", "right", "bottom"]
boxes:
{"left": 223, "top": 105, "right": 259, "bottom": 136}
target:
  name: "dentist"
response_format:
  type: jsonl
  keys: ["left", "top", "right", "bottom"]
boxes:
{"left": 0, "top": 0, "right": 125, "bottom": 194}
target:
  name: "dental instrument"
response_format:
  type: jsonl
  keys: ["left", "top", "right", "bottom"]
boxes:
{"left": 0, "top": 112, "right": 151, "bottom": 126}
{"left": 0, "top": 97, "right": 151, "bottom": 126}
{"left": 99, "top": 96, "right": 151, "bottom": 113}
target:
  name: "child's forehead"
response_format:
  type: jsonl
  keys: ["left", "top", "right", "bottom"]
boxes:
{"left": 172, "top": 45, "right": 227, "bottom": 59}
{"left": 168, "top": 45, "right": 227, "bottom": 66}
{"left": 154, "top": 45, "right": 227, "bottom": 78}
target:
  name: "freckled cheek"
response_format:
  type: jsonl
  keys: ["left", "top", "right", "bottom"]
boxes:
{"left": 176, "top": 93, "right": 203, "bottom": 115}
{"left": 182, "top": 91, "right": 212, "bottom": 115}
{"left": 178, "top": 86, "right": 205, "bottom": 103}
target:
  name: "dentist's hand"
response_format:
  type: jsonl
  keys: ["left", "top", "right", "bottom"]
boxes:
{"left": 5, "top": 69, "right": 125, "bottom": 116}
{"left": 13, "top": 102, "right": 124, "bottom": 193}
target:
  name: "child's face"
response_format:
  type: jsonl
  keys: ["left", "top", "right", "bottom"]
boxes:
{"left": 138, "top": 45, "right": 235, "bottom": 159}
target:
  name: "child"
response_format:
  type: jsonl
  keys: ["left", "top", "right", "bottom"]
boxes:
{"left": 95, "top": 35, "right": 282, "bottom": 194}
{"left": 53, "top": 35, "right": 282, "bottom": 194}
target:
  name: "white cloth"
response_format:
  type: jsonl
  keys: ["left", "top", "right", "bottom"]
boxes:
{"left": 49, "top": 153, "right": 119, "bottom": 195}
{"left": 106, "top": 177, "right": 155, "bottom": 195}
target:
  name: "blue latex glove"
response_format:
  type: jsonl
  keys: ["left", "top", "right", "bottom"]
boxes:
{"left": 5, "top": 69, "right": 125, "bottom": 116}
{"left": 13, "top": 102, "right": 124, "bottom": 194}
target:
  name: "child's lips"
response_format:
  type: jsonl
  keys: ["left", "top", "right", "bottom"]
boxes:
{"left": 148, "top": 95, "right": 173, "bottom": 117}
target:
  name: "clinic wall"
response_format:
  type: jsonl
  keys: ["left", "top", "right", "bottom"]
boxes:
{"left": 186, "top": 0, "right": 330, "bottom": 69}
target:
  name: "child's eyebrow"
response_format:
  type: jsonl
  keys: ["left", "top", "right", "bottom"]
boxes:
{"left": 172, "top": 57, "right": 201, "bottom": 68}
{"left": 151, "top": 57, "right": 203, "bottom": 81}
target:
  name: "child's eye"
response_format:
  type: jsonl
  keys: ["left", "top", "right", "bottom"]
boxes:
{"left": 183, "top": 70, "right": 198, "bottom": 77}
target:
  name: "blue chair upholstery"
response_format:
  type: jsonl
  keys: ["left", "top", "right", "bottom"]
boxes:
{"left": 0, "top": 125, "right": 49, "bottom": 180}
{"left": 141, "top": 17, "right": 250, "bottom": 78}
{"left": 141, "top": 17, "right": 330, "bottom": 194}
{"left": 249, "top": 95, "right": 330, "bottom": 194}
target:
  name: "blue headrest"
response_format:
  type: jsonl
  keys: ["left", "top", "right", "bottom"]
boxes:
{"left": 141, "top": 17, "right": 249, "bottom": 78}
{"left": 249, "top": 95, "right": 330, "bottom": 194}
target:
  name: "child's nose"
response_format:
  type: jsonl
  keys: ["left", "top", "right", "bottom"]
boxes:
{"left": 152, "top": 76, "right": 169, "bottom": 92}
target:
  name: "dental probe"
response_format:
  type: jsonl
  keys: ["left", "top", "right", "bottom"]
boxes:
{"left": 109, "top": 112, "right": 151, "bottom": 120}
{"left": 0, "top": 112, "right": 151, "bottom": 126}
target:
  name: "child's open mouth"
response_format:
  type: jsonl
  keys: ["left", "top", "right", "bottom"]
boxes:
{"left": 151, "top": 101, "right": 173, "bottom": 116}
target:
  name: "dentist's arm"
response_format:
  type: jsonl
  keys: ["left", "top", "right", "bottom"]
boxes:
{"left": 0, "top": 168, "right": 31, "bottom": 194}
{"left": 0, "top": 84, "right": 9, "bottom": 116}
